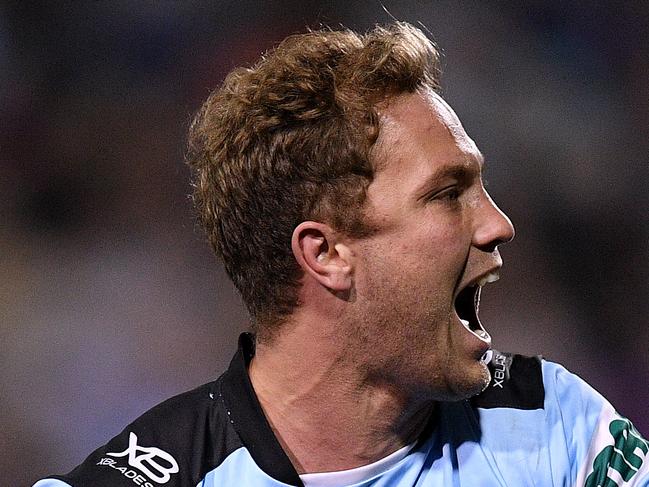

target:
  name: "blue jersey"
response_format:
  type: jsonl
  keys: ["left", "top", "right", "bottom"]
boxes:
{"left": 34, "top": 333, "right": 648, "bottom": 487}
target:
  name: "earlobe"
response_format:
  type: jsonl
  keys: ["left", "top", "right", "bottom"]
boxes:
{"left": 291, "top": 222, "right": 353, "bottom": 292}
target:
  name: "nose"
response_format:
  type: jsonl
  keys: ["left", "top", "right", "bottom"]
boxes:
{"left": 472, "top": 190, "right": 515, "bottom": 252}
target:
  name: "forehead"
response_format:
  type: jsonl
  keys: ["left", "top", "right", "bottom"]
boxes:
{"left": 375, "top": 89, "right": 480, "bottom": 166}
{"left": 368, "top": 90, "right": 483, "bottom": 197}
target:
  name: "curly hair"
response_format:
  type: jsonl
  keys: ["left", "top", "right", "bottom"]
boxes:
{"left": 186, "top": 22, "right": 441, "bottom": 339}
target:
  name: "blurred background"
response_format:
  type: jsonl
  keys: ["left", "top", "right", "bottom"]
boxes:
{"left": 1, "top": 1, "right": 647, "bottom": 484}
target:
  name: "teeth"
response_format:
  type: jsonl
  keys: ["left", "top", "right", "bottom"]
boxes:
{"left": 481, "top": 349, "right": 493, "bottom": 364}
{"left": 474, "top": 329, "right": 491, "bottom": 341}
{"left": 459, "top": 318, "right": 491, "bottom": 343}
{"left": 459, "top": 317, "right": 491, "bottom": 344}
{"left": 478, "top": 272, "right": 500, "bottom": 287}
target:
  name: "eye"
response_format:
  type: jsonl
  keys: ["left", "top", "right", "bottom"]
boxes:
{"left": 439, "top": 187, "right": 461, "bottom": 201}
{"left": 429, "top": 185, "right": 462, "bottom": 202}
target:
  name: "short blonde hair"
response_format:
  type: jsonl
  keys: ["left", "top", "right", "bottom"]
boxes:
{"left": 187, "top": 22, "right": 441, "bottom": 338}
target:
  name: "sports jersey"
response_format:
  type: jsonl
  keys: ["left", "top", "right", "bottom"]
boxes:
{"left": 34, "top": 333, "right": 649, "bottom": 487}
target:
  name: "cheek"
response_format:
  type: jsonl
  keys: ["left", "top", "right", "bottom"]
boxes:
{"left": 401, "top": 223, "right": 469, "bottom": 271}
{"left": 357, "top": 218, "right": 470, "bottom": 290}
{"left": 391, "top": 218, "right": 458, "bottom": 252}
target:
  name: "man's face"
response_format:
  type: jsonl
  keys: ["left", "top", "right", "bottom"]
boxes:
{"left": 346, "top": 89, "right": 515, "bottom": 401}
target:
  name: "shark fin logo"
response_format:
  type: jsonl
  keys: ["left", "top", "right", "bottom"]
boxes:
{"left": 585, "top": 418, "right": 648, "bottom": 487}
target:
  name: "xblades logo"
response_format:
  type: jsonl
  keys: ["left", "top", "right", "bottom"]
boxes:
{"left": 492, "top": 353, "right": 507, "bottom": 389}
{"left": 102, "top": 432, "right": 179, "bottom": 484}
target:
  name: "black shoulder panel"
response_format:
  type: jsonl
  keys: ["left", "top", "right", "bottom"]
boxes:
{"left": 471, "top": 351, "right": 545, "bottom": 410}
{"left": 41, "top": 334, "right": 302, "bottom": 487}
{"left": 48, "top": 379, "right": 243, "bottom": 486}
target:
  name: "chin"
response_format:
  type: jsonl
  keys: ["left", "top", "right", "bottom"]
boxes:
{"left": 468, "top": 362, "right": 492, "bottom": 396}
{"left": 447, "top": 362, "right": 491, "bottom": 401}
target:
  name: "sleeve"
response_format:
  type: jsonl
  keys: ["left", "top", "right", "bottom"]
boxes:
{"left": 542, "top": 360, "right": 649, "bottom": 487}
{"left": 31, "top": 429, "right": 180, "bottom": 487}
{"left": 30, "top": 382, "right": 220, "bottom": 487}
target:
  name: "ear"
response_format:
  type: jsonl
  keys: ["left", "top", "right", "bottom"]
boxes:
{"left": 291, "top": 221, "right": 353, "bottom": 292}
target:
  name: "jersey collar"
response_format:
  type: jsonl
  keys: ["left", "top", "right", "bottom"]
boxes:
{"left": 219, "top": 332, "right": 304, "bottom": 486}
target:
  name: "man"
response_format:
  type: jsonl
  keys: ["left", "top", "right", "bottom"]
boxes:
{"left": 35, "top": 22, "right": 648, "bottom": 487}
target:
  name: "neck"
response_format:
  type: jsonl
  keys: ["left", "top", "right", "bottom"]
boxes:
{"left": 248, "top": 311, "right": 434, "bottom": 474}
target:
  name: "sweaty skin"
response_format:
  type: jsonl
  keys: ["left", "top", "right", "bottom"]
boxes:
{"left": 249, "top": 89, "right": 515, "bottom": 474}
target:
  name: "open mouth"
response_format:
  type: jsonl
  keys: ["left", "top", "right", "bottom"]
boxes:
{"left": 454, "top": 281, "right": 491, "bottom": 345}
